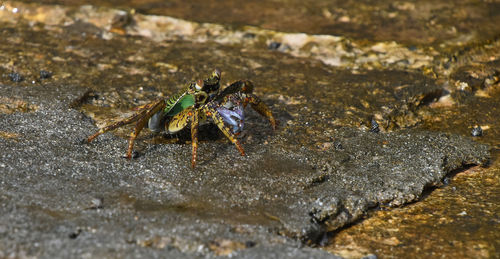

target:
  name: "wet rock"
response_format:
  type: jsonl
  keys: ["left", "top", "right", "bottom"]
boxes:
{"left": 20, "top": 0, "right": 500, "bottom": 45}
{"left": 0, "top": 2, "right": 495, "bottom": 258}
{"left": 235, "top": 244, "right": 341, "bottom": 259}
{"left": 0, "top": 97, "right": 38, "bottom": 114}
{"left": 0, "top": 81, "right": 489, "bottom": 257}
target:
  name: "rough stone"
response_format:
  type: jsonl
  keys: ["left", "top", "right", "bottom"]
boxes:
{"left": 0, "top": 1, "right": 494, "bottom": 258}
{"left": 0, "top": 80, "right": 489, "bottom": 257}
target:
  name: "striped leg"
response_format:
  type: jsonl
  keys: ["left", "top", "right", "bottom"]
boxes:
{"left": 218, "top": 80, "right": 276, "bottom": 130}
{"left": 190, "top": 109, "right": 200, "bottom": 168}
{"left": 125, "top": 99, "right": 166, "bottom": 159}
{"left": 203, "top": 106, "right": 245, "bottom": 156}
{"left": 87, "top": 99, "right": 165, "bottom": 143}
{"left": 244, "top": 94, "right": 277, "bottom": 130}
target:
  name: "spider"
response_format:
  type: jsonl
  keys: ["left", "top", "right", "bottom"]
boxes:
{"left": 86, "top": 69, "right": 276, "bottom": 168}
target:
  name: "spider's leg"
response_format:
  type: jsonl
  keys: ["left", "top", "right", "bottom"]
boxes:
{"left": 189, "top": 108, "right": 200, "bottom": 168}
{"left": 125, "top": 99, "right": 166, "bottom": 159}
{"left": 223, "top": 80, "right": 276, "bottom": 129}
{"left": 243, "top": 94, "right": 277, "bottom": 130}
{"left": 87, "top": 100, "right": 164, "bottom": 142}
{"left": 218, "top": 80, "right": 252, "bottom": 98}
{"left": 203, "top": 106, "right": 245, "bottom": 156}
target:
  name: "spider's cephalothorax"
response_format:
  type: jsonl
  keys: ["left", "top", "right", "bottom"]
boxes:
{"left": 146, "top": 69, "right": 221, "bottom": 133}
{"left": 86, "top": 69, "right": 276, "bottom": 168}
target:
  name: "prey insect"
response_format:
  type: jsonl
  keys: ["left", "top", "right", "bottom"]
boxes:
{"left": 86, "top": 69, "right": 276, "bottom": 168}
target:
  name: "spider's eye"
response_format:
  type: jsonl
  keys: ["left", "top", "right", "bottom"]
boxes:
{"left": 194, "top": 79, "right": 203, "bottom": 91}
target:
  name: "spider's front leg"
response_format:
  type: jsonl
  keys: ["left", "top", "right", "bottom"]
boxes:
{"left": 222, "top": 80, "right": 277, "bottom": 130}
{"left": 125, "top": 99, "right": 166, "bottom": 158}
{"left": 86, "top": 99, "right": 166, "bottom": 159}
{"left": 243, "top": 93, "right": 277, "bottom": 130}
{"left": 87, "top": 105, "right": 150, "bottom": 143}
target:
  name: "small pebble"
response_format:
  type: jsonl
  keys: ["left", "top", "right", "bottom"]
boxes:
{"left": 370, "top": 119, "right": 380, "bottom": 133}
{"left": 68, "top": 229, "right": 81, "bottom": 239}
{"left": 89, "top": 197, "right": 104, "bottom": 209}
{"left": 39, "top": 70, "right": 53, "bottom": 79}
{"left": 122, "top": 151, "right": 140, "bottom": 159}
{"left": 8, "top": 72, "right": 23, "bottom": 82}
{"left": 242, "top": 32, "right": 256, "bottom": 39}
{"left": 245, "top": 241, "right": 256, "bottom": 248}
{"left": 268, "top": 41, "right": 281, "bottom": 50}
{"left": 334, "top": 140, "right": 343, "bottom": 150}
{"left": 471, "top": 125, "right": 482, "bottom": 137}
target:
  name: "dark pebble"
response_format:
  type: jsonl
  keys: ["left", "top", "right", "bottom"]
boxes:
{"left": 122, "top": 151, "right": 140, "bottom": 159}
{"left": 370, "top": 119, "right": 380, "bottom": 133}
{"left": 8, "top": 72, "right": 23, "bottom": 82}
{"left": 268, "top": 41, "right": 281, "bottom": 50}
{"left": 68, "top": 229, "right": 81, "bottom": 239}
{"left": 442, "top": 177, "right": 450, "bottom": 186}
{"left": 245, "top": 241, "right": 256, "bottom": 248}
{"left": 471, "top": 126, "right": 483, "bottom": 137}
{"left": 334, "top": 140, "right": 343, "bottom": 150}
{"left": 243, "top": 32, "right": 256, "bottom": 39}
{"left": 40, "top": 70, "right": 53, "bottom": 79}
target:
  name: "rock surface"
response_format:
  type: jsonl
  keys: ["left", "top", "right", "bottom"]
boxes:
{"left": 0, "top": 81, "right": 489, "bottom": 257}
{"left": 0, "top": 1, "right": 496, "bottom": 258}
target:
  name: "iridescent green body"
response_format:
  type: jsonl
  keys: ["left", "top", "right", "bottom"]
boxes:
{"left": 147, "top": 70, "right": 220, "bottom": 133}
{"left": 147, "top": 87, "right": 196, "bottom": 133}
{"left": 164, "top": 92, "right": 195, "bottom": 116}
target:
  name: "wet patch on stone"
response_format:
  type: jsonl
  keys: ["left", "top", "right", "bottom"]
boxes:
{"left": 0, "top": 96, "right": 38, "bottom": 114}
{"left": 0, "top": 131, "right": 21, "bottom": 141}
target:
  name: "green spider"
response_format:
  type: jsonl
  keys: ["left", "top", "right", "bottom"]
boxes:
{"left": 86, "top": 69, "right": 277, "bottom": 168}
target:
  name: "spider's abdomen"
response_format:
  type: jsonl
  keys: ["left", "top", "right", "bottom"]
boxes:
{"left": 147, "top": 110, "right": 166, "bottom": 133}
